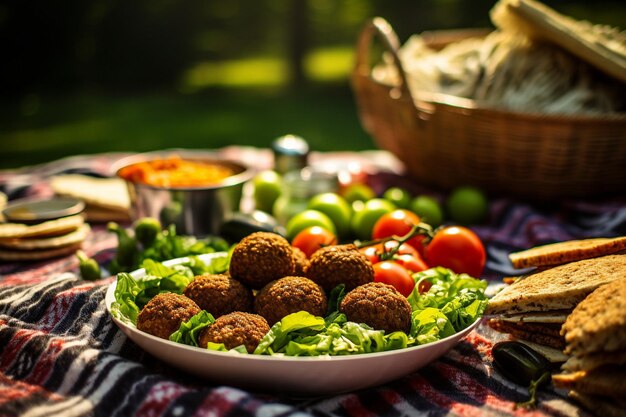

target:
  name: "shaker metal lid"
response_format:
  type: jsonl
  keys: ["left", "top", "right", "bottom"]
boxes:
{"left": 272, "top": 134, "right": 310, "bottom": 174}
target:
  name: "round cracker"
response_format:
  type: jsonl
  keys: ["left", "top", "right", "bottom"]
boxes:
{"left": 0, "top": 223, "right": 90, "bottom": 250}
{"left": 509, "top": 236, "right": 626, "bottom": 269}
{"left": 0, "top": 242, "right": 83, "bottom": 261}
{"left": 0, "top": 215, "right": 84, "bottom": 239}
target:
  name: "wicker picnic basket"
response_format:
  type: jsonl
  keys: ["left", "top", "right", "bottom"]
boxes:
{"left": 351, "top": 18, "right": 626, "bottom": 200}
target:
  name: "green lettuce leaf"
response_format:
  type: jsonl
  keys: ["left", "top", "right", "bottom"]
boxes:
{"left": 169, "top": 310, "right": 215, "bottom": 346}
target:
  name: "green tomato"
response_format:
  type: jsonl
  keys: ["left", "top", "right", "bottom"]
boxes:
{"left": 252, "top": 170, "right": 283, "bottom": 213}
{"left": 307, "top": 192, "right": 352, "bottom": 238}
{"left": 286, "top": 209, "right": 336, "bottom": 241}
{"left": 350, "top": 198, "right": 395, "bottom": 241}
{"left": 342, "top": 183, "right": 376, "bottom": 204}
{"left": 446, "top": 186, "right": 488, "bottom": 225}
{"left": 410, "top": 195, "right": 444, "bottom": 227}
{"left": 383, "top": 187, "right": 411, "bottom": 209}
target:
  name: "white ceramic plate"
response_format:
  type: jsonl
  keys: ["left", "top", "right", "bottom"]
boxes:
{"left": 105, "top": 253, "right": 481, "bottom": 396}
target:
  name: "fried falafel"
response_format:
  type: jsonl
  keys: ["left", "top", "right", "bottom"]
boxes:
{"left": 183, "top": 273, "right": 253, "bottom": 318}
{"left": 306, "top": 244, "right": 374, "bottom": 292}
{"left": 229, "top": 232, "right": 295, "bottom": 289}
{"left": 137, "top": 293, "right": 201, "bottom": 340}
{"left": 292, "top": 246, "right": 310, "bottom": 276}
{"left": 198, "top": 311, "right": 270, "bottom": 353}
{"left": 340, "top": 282, "right": 412, "bottom": 334}
{"left": 254, "top": 276, "right": 328, "bottom": 325}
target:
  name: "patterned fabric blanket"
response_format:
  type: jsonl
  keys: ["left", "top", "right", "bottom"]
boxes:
{"left": 1, "top": 148, "right": 624, "bottom": 417}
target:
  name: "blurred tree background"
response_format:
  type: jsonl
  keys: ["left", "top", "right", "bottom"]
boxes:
{"left": 0, "top": 0, "right": 623, "bottom": 168}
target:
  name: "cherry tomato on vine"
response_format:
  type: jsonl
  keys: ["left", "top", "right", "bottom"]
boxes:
{"left": 291, "top": 226, "right": 337, "bottom": 258}
{"left": 372, "top": 209, "right": 419, "bottom": 239}
{"left": 359, "top": 240, "right": 419, "bottom": 264}
{"left": 359, "top": 245, "right": 381, "bottom": 265}
{"left": 373, "top": 261, "right": 415, "bottom": 297}
{"left": 372, "top": 209, "right": 427, "bottom": 252}
{"left": 424, "top": 226, "right": 486, "bottom": 278}
{"left": 394, "top": 253, "right": 429, "bottom": 273}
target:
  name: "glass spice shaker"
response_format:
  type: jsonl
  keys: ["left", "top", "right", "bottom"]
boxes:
{"left": 271, "top": 134, "right": 310, "bottom": 175}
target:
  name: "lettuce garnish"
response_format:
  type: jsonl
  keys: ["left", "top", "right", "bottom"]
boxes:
{"left": 110, "top": 253, "right": 229, "bottom": 325}
{"left": 111, "top": 259, "right": 487, "bottom": 356}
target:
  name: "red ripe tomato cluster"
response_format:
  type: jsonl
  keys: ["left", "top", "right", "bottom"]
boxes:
{"left": 363, "top": 209, "right": 486, "bottom": 297}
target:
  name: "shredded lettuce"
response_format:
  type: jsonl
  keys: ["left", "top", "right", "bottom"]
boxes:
{"left": 253, "top": 311, "right": 410, "bottom": 356}
{"left": 408, "top": 266, "right": 488, "bottom": 342}
{"left": 110, "top": 253, "right": 230, "bottom": 325}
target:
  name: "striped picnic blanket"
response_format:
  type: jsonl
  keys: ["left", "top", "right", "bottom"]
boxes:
{"left": 1, "top": 149, "right": 624, "bottom": 417}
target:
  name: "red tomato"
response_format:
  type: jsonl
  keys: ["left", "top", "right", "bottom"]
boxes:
{"left": 394, "top": 253, "right": 429, "bottom": 273}
{"left": 359, "top": 240, "right": 419, "bottom": 264}
{"left": 359, "top": 245, "right": 381, "bottom": 264}
{"left": 373, "top": 261, "right": 415, "bottom": 297}
{"left": 424, "top": 226, "right": 486, "bottom": 278}
{"left": 291, "top": 226, "right": 337, "bottom": 258}
{"left": 372, "top": 209, "right": 420, "bottom": 240}
{"left": 382, "top": 240, "right": 419, "bottom": 257}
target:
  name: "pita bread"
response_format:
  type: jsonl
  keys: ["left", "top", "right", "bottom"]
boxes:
{"left": 486, "top": 254, "right": 626, "bottom": 315}
{"left": 568, "top": 391, "right": 626, "bottom": 417}
{"left": 50, "top": 174, "right": 130, "bottom": 212}
{"left": 488, "top": 319, "right": 565, "bottom": 349}
{"left": 0, "top": 215, "right": 84, "bottom": 239}
{"left": 552, "top": 365, "right": 626, "bottom": 398}
{"left": 0, "top": 224, "right": 90, "bottom": 250}
{"left": 561, "top": 278, "right": 626, "bottom": 357}
{"left": 0, "top": 242, "right": 83, "bottom": 261}
{"left": 497, "top": 310, "right": 569, "bottom": 324}
{"left": 509, "top": 236, "right": 626, "bottom": 269}
{"left": 491, "top": 0, "right": 626, "bottom": 83}
{"left": 562, "top": 350, "right": 626, "bottom": 372}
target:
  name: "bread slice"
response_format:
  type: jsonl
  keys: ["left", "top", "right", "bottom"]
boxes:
{"left": 561, "top": 278, "right": 626, "bottom": 357}
{"left": 486, "top": 254, "right": 626, "bottom": 315}
{"left": 552, "top": 365, "right": 626, "bottom": 398}
{"left": 562, "top": 350, "right": 626, "bottom": 372}
{"left": 509, "top": 236, "right": 626, "bottom": 269}
{"left": 488, "top": 319, "right": 565, "bottom": 349}
{"left": 568, "top": 390, "right": 626, "bottom": 417}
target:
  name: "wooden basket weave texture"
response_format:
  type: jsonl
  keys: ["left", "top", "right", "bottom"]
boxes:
{"left": 351, "top": 18, "right": 626, "bottom": 200}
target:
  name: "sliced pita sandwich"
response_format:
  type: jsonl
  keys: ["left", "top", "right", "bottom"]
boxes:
{"left": 487, "top": 254, "right": 626, "bottom": 315}
{"left": 509, "top": 236, "right": 626, "bottom": 269}
{"left": 487, "top": 253, "right": 626, "bottom": 350}
{"left": 552, "top": 279, "right": 626, "bottom": 409}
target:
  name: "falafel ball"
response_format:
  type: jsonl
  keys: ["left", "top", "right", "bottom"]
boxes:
{"left": 292, "top": 246, "right": 310, "bottom": 276}
{"left": 306, "top": 244, "right": 374, "bottom": 292}
{"left": 229, "top": 232, "right": 295, "bottom": 289}
{"left": 254, "top": 276, "right": 328, "bottom": 325}
{"left": 198, "top": 311, "right": 270, "bottom": 353}
{"left": 183, "top": 273, "right": 253, "bottom": 318}
{"left": 340, "top": 282, "right": 412, "bottom": 334}
{"left": 137, "top": 293, "right": 201, "bottom": 340}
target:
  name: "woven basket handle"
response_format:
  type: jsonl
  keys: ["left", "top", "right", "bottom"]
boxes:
{"left": 355, "top": 17, "right": 414, "bottom": 102}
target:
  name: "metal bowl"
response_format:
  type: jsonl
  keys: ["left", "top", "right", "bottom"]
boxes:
{"left": 113, "top": 150, "right": 253, "bottom": 237}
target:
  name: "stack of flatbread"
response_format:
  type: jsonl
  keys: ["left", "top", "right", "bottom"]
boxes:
{"left": 551, "top": 279, "right": 626, "bottom": 417}
{"left": 50, "top": 175, "right": 130, "bottom": 223}
{"left": 0, "top": 215, "right": 90, "bottom": 261}
{"left": 486, "top": 236, "right": 626, "bottom": 413}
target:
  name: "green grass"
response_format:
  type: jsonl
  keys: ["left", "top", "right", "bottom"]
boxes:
{"left": 0, "top": 46, "right": 375, "bottom": 170}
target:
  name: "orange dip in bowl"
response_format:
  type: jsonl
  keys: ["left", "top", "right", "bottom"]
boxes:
{"left": 118, "top": 156, "right": 236, "bottom": 188}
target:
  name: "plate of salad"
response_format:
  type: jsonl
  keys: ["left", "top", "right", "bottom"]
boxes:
{"left": 105, "top": 252, "right": 487, "bottom": 396}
